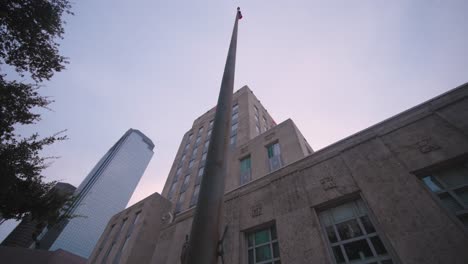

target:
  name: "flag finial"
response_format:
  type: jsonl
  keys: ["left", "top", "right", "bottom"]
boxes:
{"left": 237, "top": 7, "right": 243, "bottom": 19}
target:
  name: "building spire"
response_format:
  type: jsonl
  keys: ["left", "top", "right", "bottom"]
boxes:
{"left": 183, "top": 8, "right": 242, "bottom": 264}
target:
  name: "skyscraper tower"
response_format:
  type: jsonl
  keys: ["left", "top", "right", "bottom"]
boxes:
{"left": 40, "top": 129, "right": 154, "bottom": 258}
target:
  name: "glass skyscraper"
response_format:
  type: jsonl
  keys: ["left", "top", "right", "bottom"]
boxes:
{"left": 45, "top": 129, "right": 154, "bottom": 258}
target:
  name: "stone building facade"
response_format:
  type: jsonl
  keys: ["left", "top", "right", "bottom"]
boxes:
{"left": 90, "top": 83, "right": 468, "bottom": 264}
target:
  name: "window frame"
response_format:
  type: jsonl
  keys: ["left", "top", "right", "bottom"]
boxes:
{"left": 244, "top": 224, "right": 281, "bottom": 264}
{"left": 315, "top": 195, "right": 397, "bottom": 264}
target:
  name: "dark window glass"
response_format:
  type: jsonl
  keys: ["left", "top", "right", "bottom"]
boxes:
{"left": 343, "top": 239, "right": 373, "bottom": 261}
{"left": 336, "top": 219, "right": 363, "bottom": 240}
{"left": 255, "top": 229, "right": 270, "bottom": 245}
{"left": 360, "top": 216, "right": 376, "bottom": 234}
{"left": 273, "top": 242, "right": 279, "bottom": 258}
{"left": 370, "top": 236, "right": 387, "bottom": 255}
{"left": 332, "top": 246, "right": 345, "bottom": 263}
{"left": 255, "top": 245, "right": 272, "bottom": 262}
{"left": 326, "top": 226, "right": 338, "bottom": 243}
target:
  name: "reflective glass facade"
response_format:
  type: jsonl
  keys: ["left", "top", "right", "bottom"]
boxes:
{"left": 48, "top": 129, "right": 154, "bottom": 258}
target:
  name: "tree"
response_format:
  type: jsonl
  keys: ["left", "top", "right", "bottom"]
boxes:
{"left": 0, "top": 0, "right": 73, "bottom": 225}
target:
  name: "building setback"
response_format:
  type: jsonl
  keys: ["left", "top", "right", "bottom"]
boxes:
{"left": 90, "top": 83, "right": 468, "bottom": 264}
{"left": 40, "top": 129, "right": 154, "bottom": 258}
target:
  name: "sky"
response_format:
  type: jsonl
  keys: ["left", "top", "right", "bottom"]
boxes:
{"left": 1, "top": 0, "right": 468, "bottom": 240}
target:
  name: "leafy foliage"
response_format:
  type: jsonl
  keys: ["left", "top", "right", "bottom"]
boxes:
{"left": 0, "top": 0, "right": 73, "bottom": 225}
{"left": 0, "top": 0, "right": 73, "bottom": 81}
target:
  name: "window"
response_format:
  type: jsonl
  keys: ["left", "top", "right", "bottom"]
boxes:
{"left": 318, "top": 199, "right": 393, "bottom": 264}
{"left": 198, "top": 126, "right": 204, "bottom": 134}
{"left": 99, "top": 224, "right": 115, "bottom": 250}
{"left": 190, "top": 185, "right": 200, "bottom": 207}
{"left": 184, "top": 143, "right": 190, "bottom": 151}
{"left": 113, "top": 212, "right": 141, "bottom": 264}
{"left": 233, "top": 103, "right": 239, "bottom": 113}
{"left": 191, "top": 147, "right": 198, "bottom": 159}
{"left": 196, "top": 167, "right": 204, "bottom": 185}
{"left": 253, "top": 105, "right": 258, "bottom": 114}
{"left": 246, "top": 226, "right": 280, "bottom": 264}
{"left": 188, "top": 134, "right": 193, "bottom": 141}
{"left": 201, "top": 153, "right": 207, "bottom": 163}
{"left": 255, "top": 125, "right": 260, "bottom": 135}
{"left": 188, "top": 160, "right": 195, "bottom": 169}
{"left": 173, "top": 167, "right": 182, "bottom": 182}
{"left": 195, "top": 136, "right": 201, "bottom": 146}
{"left": 231, "top": 122, "right": 238, "bottom": 134}
{"left": 175, "top": 191, "right": 186, "bottom": 213}
{"left": 230, "top": 134, "right": 237, "bottom": 146}
{"left": 203, "top": 141, "right": 210, "bottom": 153}
{"left": 181, "top": 174, "right": 191, "bottom": 192}
{"left": 102, "top": 218, "right": 128, "bottom": 263}
{"left": 420, "top": 162, "right": 468, "bottom": 227}
{"left": 267, "top": 142, "right": 282, "bottom": 172}
{"left": 232, "top": 112, "right": 239, "bottom": 123}
{"left": 240, "top": 156, "right": 252, "bottom": 185}
{"left": 207, "top": 129, "right": 212, "bottom": 138}
{"left": 263, "top": 125, "right": 267, "bottom": 132}
{"left": 167, "top": 182, "right": 177, "bottom": 199}
{"left": 180, "top": 154, "right": 186, "bottom": 164}
{"left": 209, "top": 120, "right": 214, "bottom": 129}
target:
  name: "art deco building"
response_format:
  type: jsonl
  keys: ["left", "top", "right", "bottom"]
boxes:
{"left": 39, "top": 129, "right": 154, "bottom": 258}
{"left": 89, "top": 83, "right": 468, "bottom": 264}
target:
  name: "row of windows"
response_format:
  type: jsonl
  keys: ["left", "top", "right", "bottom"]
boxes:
{"left": 241, "top": 142, "right": 283, "bottom": 185}
{"left": 96, "top": 211, "right": 141, "bottom": 264}
{"left": 254, "top": 105, "right": 272, "bottom": 136}
{"left": 247, "top": 198, "right": 393, "bottom": 264}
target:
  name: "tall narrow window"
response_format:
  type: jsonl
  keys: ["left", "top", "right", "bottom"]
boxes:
{"left": 267, "top": 142, "right": 282, "bottom": 172}
{"left": 255, "top": 125, "right": 260, "bottom": 135}
{"left": 420, "top": 162, "right": 468, "bottom": 227}
{"left": 231, "top": 122, "right": 238, "bottom": 134}
{"left": 102, "top": 218, "right": 128, "bottom": 263}
{"left": 209, "top": 120, "right": 214, "bottom": 129}
{"left": 190, "top": 185, "right": 200, "bottom": 207}
{"left": 201, "top": 153, "right": 207, "bottom": 163}
{"left": 232, "top": 112, "right": 239, "bottom": 123}
{"left": 175, "top": 192, "right": 186, "bottom": 213}
{"left": 195, "top": 136, "right": 201, "bottom": 147}
{"left": 198, "top": 126, "right": 204, "bottom": 134}
{"left": 181, "top": 174, "right": 191, "bottom": 192}
{"left": 318, "top": 199, "right": 393, "bottom": 264}
{"left": 173, "top": 167, "right": 182, "bottom": 182}
{"left": 246, "top": 226, "right": 280, "bottom": 264}
{"left": 240, "top": 156, "right": 252, "bottom": 185}
{"left": 230, "top": 134, "right": 237, "bottom": 146}
{"left": 113, "top": 212, "right": 141, "bottom": 264}
{"left": 188, "top": 160, "right": 195, "bottom": 169}
{"left": 207, "top": 129, "right": 212, "bottom": 138}
{"left": 168, "top": 182, "right": 177, "bottom": 199}
{"left": 233, "top": 103, "right": 239, "bottom": 113}
{"left": 203, "top": 141, "right": 210, "bottom": 153}
{"left": 191, "top": 147, "right": 198, "bottom": 159}
{"left": 196, "top": 167, "right": 204, "bottom": 185}
{"left": 180, "top": 154, "right": 186, "bottom": 164}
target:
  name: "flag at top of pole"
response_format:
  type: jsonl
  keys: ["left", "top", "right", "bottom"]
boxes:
{"left": 237, "top": 7, "right": 243, "bottom": 19}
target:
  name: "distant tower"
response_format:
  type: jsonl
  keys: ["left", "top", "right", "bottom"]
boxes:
{"left": 39, "top": 129, "right": 154, "bottom": 258}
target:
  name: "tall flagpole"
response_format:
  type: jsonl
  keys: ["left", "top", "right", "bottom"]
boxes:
{"left": 183, "top": 7, "right": 242, "bottom": 264}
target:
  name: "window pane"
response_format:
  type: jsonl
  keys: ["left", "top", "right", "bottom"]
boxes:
{"left": 332, "top": 246, "right": 345, "bottom": 263}
{"left": 248, "top": 234, "right": 254, "bottom": 247}
{"left": 271, "top": 226, "right": 277, "bottom": 240}
{"left": 438, "top": 193, "right": 463, "bottom": 212}
{"left": 248, "top": 249, "right": 254, "bottom": 264}
{"left": 458, "top": 213, "right": 468, "bottom": 227}
{"left": 255, "top": 245, "right": 272, "bottom": 262}
{"left": 326, "top": 226, "right": 338, "bottom": 243}
{"left": 273, "top": 242, "right": 279, "bottom": 258}
{"left": 422, "top": 176, "right": 444, "bottom": 192}
{"left": 255, "top": 229, "right": 270, "bottom": 245}
{"left": 438, "top": 167, "right": 468, "bottom": 188}
{"left": 331, "top": 203, "right": 355, "bottom": 223}
{"left": 454, "top": 186, "right": 468, "bottom": 205}
{"left": 360, "top": 216, "right": 376, "bottom": 234}
{"left": 343, "top": 239, "right": 373, "bottom": 261}
{"left": 336, "top": 219, "right": 363, "bottom": 240}
{"left": 370, "top": 236, "right": 387, "bottom": 255}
